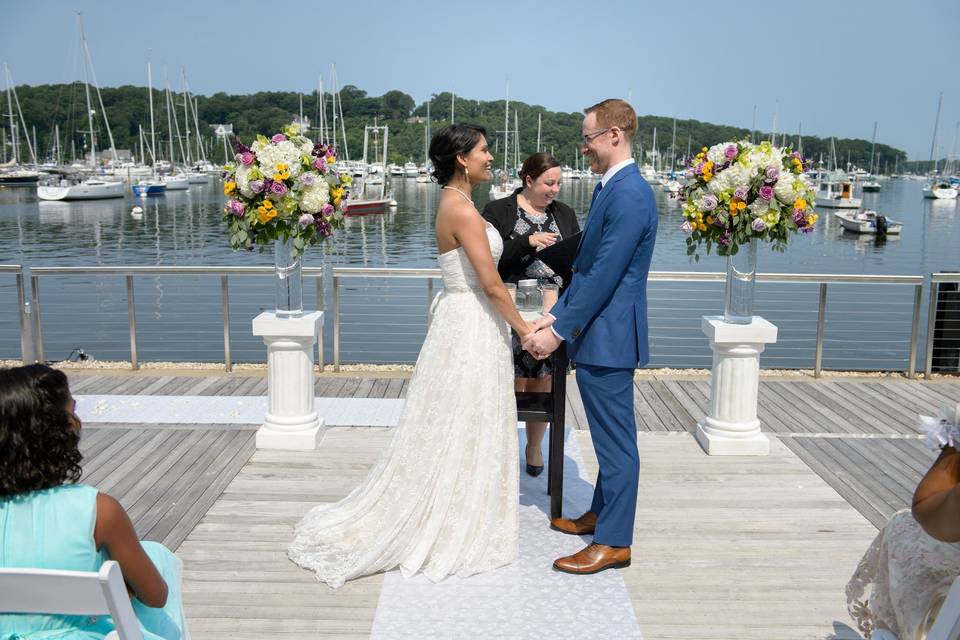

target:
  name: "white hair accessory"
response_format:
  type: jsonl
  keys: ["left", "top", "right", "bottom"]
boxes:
{"left": 921, "top": 403, "right": 960, "bottom": 450}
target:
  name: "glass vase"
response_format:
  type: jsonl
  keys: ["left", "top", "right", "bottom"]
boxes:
{"left": 274, "top": 237, "right": 303, "bottom": 318}
{"left": 723, "top": 239, "right": 757, "bottom": 324}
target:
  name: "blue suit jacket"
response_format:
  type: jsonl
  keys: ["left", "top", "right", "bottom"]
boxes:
{"left": 551, "top": 163, "right": 657, "bottom": 369}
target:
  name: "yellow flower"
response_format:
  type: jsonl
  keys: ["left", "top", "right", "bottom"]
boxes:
{"left": 223, "top": 181, "right": 236, "bottom": 196}
{"left": 257, "top": 208, "right": 277, "bottom": 224}
{"left": 706, "top": 215, "right": 714, "bottom": 225}
{"left": 794, "top": 198, "right": 807, "bottom": 211}
{"left": 737, "top": 201, "right": 746, "bottom": 211}
{"left": 698, "top": 223, "right": 707, "bottom": 232}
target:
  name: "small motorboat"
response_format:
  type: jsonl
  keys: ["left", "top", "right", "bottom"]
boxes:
{"left": 834, "top": 210, "right": 902, "bottom": 235}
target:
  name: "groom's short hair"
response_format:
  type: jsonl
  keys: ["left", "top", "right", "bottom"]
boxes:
{"left": 584, "top": 99, "right": 637, "bottom": 142}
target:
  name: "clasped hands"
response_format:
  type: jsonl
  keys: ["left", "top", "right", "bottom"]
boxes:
{"left": 521, "top": 315, "right": 560, "bottom": 361}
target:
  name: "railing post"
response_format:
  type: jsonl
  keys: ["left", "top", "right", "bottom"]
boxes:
{"left": 924, "top": 276, "right": 938, "bottom": 379}
{"left": 907, "top": 283, "right": 923, "bottom": 379}
{"left": 126, "top": 275, "right": 138, "bottom": 370}
{"left": 16, "top": 268, "right": 33, "bottom": 364}
{"left": 221, "top": 275, "right": 232, "bottom": 372}
{"left": 333, "top": 273, "right": 340, "bottom": 372}
{"left": 316, "top": 272, "right": 324, "bottom": 372}
{"left": 31, "top": 274, "right": 43, "bottom": 364}
{"left": 814, "top": 283, "right": 827, "bottom": 378}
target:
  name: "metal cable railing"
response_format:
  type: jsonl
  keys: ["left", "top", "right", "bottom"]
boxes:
{"left": 925, "top": 272, "right": 960, "bottom": 378}
{"left": 27, "top": 266, "right": 324, "bottom": 371}
{"left": 6, "top": 265, "right": 932, "bottom": 377}
{"left": 331, "top": 268, "right": 925, "bottom": 377}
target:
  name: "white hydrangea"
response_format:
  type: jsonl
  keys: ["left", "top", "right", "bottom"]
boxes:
{"left": 708, "top": 162, "right": 749, "bottom": 194}
{"left": 235, "top": 164, "right": 254, "bottom": 198}
{"left": 300, "top": 182, "right": 331, "bottom": 213}
{"left": 256, "top": 140, "right": 303, "bottom": 180}
{"left": 706, "top": 142, "right": 732, "bottom": 166}
{"left": 774, "top": 173, "right": 798, "bottom": 204}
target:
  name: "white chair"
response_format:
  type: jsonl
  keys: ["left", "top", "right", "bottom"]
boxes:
{"left": 0, "top": 560, "right": 142, "bottom": 640}
{"left": 929, "top": 575, "right": 960, "bottom": 640}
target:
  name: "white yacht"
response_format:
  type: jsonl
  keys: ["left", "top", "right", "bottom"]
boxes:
{"left": 37, "top": 178, "right": 125, "bottom": 201}
{"left": 404, "top": 162, "right": 419, "bottom": 178}
{"left": 815, "top": 181, "right": 861, "bottom": 209}
{"left": 162, "top": 174, "right": 189, "bottom": 190}
{"left": 922, "top": 182, "right": 959, "bottom": 199}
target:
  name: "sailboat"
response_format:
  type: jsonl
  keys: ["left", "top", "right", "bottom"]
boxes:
{"left": 37, "top": 15, "right": 124, "bottom": 201}
{"left": 131, "top": 59, "right": 167, "bottom": 197}
{"left": 923, "top": 92, "right": 959, "bottom": 199}
{"left": 862, "top": 121, "right": 882, "bottom": 192}
{"left": 344, "top": 124, "right": 394, "bottom": 215}
{"left": 490, "top": 83, "right": 521, "bottom": 200}
{"left": 415, "top": 103, "right": 431, "bottom": 183}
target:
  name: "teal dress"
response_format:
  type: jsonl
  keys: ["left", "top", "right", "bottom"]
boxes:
{"left": 0, "top": 484, "right": 189, "bottom": 639}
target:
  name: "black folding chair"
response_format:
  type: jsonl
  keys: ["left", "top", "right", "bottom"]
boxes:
{"left": 515, "top": 343, "right": 568, "bottom": 520}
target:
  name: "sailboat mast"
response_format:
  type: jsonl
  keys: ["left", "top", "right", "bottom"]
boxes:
{"left": 503, "top": 81, "right": 510, "bottom": 174}
{"left": 536, "top": 112, "right": 541, "bottom": 153}
{"left": 869, "top": 121, "right": 877, "bottom": 175}
{"left": 147, "top": 58, "right": 157, "bottom": 166}
{"left": 929, "top": 91, "right": 943, "bottom": 170}
{"left": 77, "top": 13, "right": 118, "bottom": 163}
{"left": 4, "top": 64, "right": 16, "bottom": 165}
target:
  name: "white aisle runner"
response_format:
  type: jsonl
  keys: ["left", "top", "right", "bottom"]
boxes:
{"left": 370, "top": 428, "right": 642, "bottom": 639}
{"left": 75, "top": 395, "right": 642, "bottom": 638}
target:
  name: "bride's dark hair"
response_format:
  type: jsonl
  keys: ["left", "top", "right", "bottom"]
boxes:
{"left": 428, "top": 124, "right": 486, "bottom": 185}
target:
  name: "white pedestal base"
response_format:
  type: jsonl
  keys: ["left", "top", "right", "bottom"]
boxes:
{"left": 694, "top": 315, "right": 777, "bottom": 456}
{"left": 252, "top": 311, "right": 324, "bottom": 450}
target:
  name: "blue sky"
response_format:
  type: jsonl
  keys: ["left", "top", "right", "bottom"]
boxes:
{"left": 2, "top": 0, "right": 958, "bottom": 159}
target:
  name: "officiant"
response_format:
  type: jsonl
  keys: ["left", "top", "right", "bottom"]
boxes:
{"left": 482, "top": 152, "right": 580, "bottom": 478}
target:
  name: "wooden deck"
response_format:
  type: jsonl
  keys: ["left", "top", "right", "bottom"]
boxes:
{"left": 66, "top": 370, "right": 960, "bottom": 639}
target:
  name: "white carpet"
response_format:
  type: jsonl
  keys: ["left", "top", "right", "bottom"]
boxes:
{"left": 75, "top": 395, "right": 404, "bottom": 426}
{"left": 369, "top": 428, "right": 642, "bottom": 640}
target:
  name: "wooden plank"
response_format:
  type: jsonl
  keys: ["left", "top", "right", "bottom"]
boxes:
{"left": 367, "top": 378, "right": 390, "bottom": 399}
{"left": 160, "top": 432, "right": 256, "bottom": 550}
{"left": 143, "top": 430, "right": 248, "bottom": 545}
{"left": 661, "top": 379, "right": 707, "bottom": 427}
{"left": 337, "top": 377, "right": 363, "bottom": 398}
{"left": 353, "top": 378, "right": 376, "bottom": 398}
{"left": 78, "top": 429, "right": 145, "bottom": 486}
{"left": 94, "top": 430, "right": 179, "bottom": 495}
{"left": 635, "top": 380, "right": 679, "bottom": 431}
{"left": 776, "top": 437, "right": 887, "bottom": 528}
{"left": 648, "top": 378, "right": 696, "bottom": 431}
{"left": 824, "top": 382, "right": 917, "bottom": 435}
{"left": 632, "top": 380, "right": 667, "bottom": 431}
{"left": 384, "top": 378, "right": 405, "bottom": 399}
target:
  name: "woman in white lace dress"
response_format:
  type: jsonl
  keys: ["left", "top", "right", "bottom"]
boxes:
{"left": 847, "top": 405, "right": 960, "bottom": 639}
{"left": 288, "top": 124, "right": 534, "bottom": 588}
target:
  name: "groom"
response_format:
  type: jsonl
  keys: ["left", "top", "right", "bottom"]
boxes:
{"left": 523, "top": 98, "right": 657, "bottom": 574}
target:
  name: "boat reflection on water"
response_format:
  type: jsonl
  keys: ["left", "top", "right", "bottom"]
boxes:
{"left": 37, "top": 197, "right": 129, "bottom": 225}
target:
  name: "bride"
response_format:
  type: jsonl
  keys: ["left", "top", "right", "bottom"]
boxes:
{"left": 288, "top": 124, "right": 535, "bottom": 588}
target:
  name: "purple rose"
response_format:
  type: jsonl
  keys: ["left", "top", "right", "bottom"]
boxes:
{"left": 300, "top": 173, "right": 315, "bottom": 186}
{"left": 734, "top": 186, "right": 749, "bottom": 201}
{"left": 680, "top": 221, "right": 693, "bottom": 234}
{"left": 312, "top": 142, "right": 327, "bottom": 157}
{"left": 239, "top": 151, "right": 254, "bottom": 166}
{"left": 702, "top": 194, "right": 718, "bottom": 211}
{"left": 751, "top": 218, "right": 766, "bottom": 232}
{"left": 765, "top": 165, "right": 780, "bottom": 182}
{"left": 316, "top": 220, "right": 331, "bottom": 238}
{"left": 321, "top": 203, "right": 334, "bottom": 216}
{"left": 758, "top": 185, "right": 774, "bottom": 201}
{"left": 227, "top": 199, "right": 245, "bottom": 217}
{"left": 724, "top": 144, "right": 738, "bottom": 160}
{"left": 269, "top": 181, "right": 287, "bottom": 196}
{"left": 793, "top": 209, "right": 806, "bottom": 225}
{"left": 313, "top": 157, "right": 327, "bottom": 172}
{"left": 718, "top": 230, "right": 732, "bottom": 246}
{"left": 250, "top": 180, "right": 265, "bottom": 194}
{"left": 233, "top": 140, "right": 251, "bottom": 155}
{"left": 271, "top": 133, "right": 287, "bottom": 143}
{"left": 298, "top": 213, "right": 315, "bottom": 227}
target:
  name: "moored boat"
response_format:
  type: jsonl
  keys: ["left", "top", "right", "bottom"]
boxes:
{"left": 834, "top": 209, "right": 902, "bottom": 235}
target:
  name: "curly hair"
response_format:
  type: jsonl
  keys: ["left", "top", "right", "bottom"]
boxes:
{"left": 0, "top": 364, "right": 82, "bottom": 497}
{"left": 428, "top": 124, "right": 486, "bottom": 185}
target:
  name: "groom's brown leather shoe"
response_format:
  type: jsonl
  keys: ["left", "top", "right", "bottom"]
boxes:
{"left": 553, "top": 543, "right": 631, "bottom": 575}
{"left": 550, "top": 511, "right": 597, "bottom": 535}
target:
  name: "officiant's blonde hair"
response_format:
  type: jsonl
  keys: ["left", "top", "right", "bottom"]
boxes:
{"left": 584, "top": 99, "right": 637, "bottom": 142}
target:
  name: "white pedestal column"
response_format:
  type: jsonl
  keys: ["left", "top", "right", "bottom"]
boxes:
{"left": 252, "top": 311, "right": 324, "bottom": 450}
{"left": 695, "top": 315, "right": 777, "bottom": 456}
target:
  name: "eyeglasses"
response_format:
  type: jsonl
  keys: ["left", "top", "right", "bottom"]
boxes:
{"left": 581, "top": 128, "right": 611, "bottom": 145}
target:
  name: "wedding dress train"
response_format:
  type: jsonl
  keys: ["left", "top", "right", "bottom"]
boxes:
{"left": 289, "top": 223, "right": 519, "bottom": 588}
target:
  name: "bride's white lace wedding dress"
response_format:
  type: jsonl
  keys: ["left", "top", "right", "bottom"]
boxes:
{"left": 289, "top": 222, "right": 519, "bottom": 588}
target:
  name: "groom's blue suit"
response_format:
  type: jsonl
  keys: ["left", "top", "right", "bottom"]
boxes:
{"left": 550, "top": 161, "right": 657, "bottom": 547}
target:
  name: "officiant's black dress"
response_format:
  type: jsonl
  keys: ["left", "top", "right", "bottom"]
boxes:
{"left": 482, "top": 188, "right": 580, "bottom": 378}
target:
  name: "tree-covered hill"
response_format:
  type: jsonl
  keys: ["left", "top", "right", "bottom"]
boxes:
{"left": 4, "top": 83, "right": 911, "bottom": 172}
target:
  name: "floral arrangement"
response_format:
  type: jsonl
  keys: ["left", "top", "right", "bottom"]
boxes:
{"left": 223, "top": 124, "right": 350, "bottom": 257}
{"left": 678, "top": 140, "right": 818, "bottom": 260}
